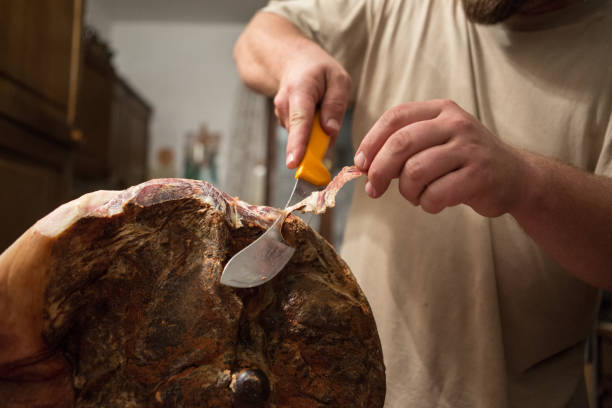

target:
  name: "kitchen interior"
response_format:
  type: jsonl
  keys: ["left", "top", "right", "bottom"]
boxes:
{"left": 0, "top": 1, "right": 611, "bottom": 407}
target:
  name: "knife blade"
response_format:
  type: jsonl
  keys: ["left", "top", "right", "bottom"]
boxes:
{"left": 220, "top": 112, "right": 331, "bottom": 288}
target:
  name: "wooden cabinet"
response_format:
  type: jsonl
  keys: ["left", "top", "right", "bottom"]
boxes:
{"left": 0, "top": 0, "right": 82, "bottom": 251}
{"left": 0, "top": 1, "right": 151, "bottom": 251}
{"left": 0, "top": 118, "right": 73, "bottom": 250}
{"left": 73, "top": 29, "right": 114, "bottom": 180}
{"left": 72, "top": 29, "right": 151, "bottom": 195}
{"left": 109, "top": 78, "right": 151, "bottom": 188}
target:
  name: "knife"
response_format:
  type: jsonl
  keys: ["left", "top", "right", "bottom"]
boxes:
{"left": 220, "top": 112, "right": 331, "bottom": 288}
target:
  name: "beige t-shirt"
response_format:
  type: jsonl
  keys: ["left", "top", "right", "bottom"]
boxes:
{"left": 262, "top": 0, "right": 612, "bottom": 407}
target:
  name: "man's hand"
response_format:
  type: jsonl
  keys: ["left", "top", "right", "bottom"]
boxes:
{"left": 273, "top": 46, "right": 351, "bottom": 168}
{"left": 354, "top": 99, "right": 528, "bottom": 217}
{"left": 355, "top": 98, "right": 612, "bottom": 286}
{"left": 234, "top": 12, "right": 351, "bottom": 169}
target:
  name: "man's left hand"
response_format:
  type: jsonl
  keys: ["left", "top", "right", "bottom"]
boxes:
{"left": 354, "top": 99, "right": 529, "bottom": 217}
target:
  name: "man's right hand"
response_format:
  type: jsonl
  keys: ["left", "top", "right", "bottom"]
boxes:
{"left": 234, "top": 12, "right": 352, "bottom": 168}
{"left": 273, "top": 42, "right": 351, "bottom": 168}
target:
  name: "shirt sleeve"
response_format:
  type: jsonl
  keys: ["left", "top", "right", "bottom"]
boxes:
{"left": 261, "top": 0, "right": 369, "bottom": 99}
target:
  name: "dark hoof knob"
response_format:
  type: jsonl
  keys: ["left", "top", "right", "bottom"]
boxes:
{"left": 231, "top": 369, "right": 270, "bottom": 407}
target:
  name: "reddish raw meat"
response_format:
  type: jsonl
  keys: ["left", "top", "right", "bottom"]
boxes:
{"left": 286, "top": 166, "right": 364, "bottom": 215}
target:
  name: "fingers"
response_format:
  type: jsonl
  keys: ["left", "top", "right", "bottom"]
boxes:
{"left": 354, "top": 101, "right": 443, "bottom": 172}
{"left": 419, "top": 167, "right": 474, "bottom": 214}
{"left": 274, "top": 60, "right": 351, "bottom": 169}
{"left": 319, "top": 69, "right": 351, "bottom": 145}
{"left": 273, "top": 89, "right": 288, "bottom": 128}
{"left": 397, "top": 143, "right": 465, "bottom": 205}
{"left": 364, "top": 119, "right": 450, "bottom": 198}
{"left": 284, "top": 89, "right": 318, "bottom": 168}
{"left": 353, "top": 98, "right": 509, "bottom": 215}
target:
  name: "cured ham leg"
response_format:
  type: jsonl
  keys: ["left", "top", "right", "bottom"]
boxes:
{"left": 0, "top": 178, "right": 384, "bottom": 408}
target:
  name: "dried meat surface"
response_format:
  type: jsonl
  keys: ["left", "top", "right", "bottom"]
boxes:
{"left": 0, "top": 178, "right": 384, "bottom": 408}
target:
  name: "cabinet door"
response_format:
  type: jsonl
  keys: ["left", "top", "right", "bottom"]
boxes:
{"left": 124, "top": 89, "right": 150, "bottom": 186}
{"left": 73, "top": 53, "right": 114, "bottom": 179}
{"left": 109, "top": 80, "right": 151, "bottom": 189}
{"left": 0, "top": 0, "right": 80, "bottom": 251}
{"left": 0, "top": 118, "right": 72, "bottom": 252}
{"left": 0, "top": 0, "right": 82, "bottom": 140}
{"left": 0, "top": 156, "right": 66, "bottom": 251}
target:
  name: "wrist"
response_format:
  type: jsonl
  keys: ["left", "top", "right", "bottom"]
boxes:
{"left": 508, "top": 150, "right": 553, "bottom": 224}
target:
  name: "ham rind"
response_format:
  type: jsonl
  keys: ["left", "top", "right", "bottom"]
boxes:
{"left": 285, "top": 166, "right": 364, "bottom": 215}
{"left": 0, "top": 177, "right": 384, "bottom": 408}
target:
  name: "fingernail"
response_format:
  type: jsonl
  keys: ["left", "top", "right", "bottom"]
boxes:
{"left": 326, "top": 118, "right": 340, "bottom": 133}
{"left": 355, "top": 151, "right": 367, "bottom": 169}
{"left": 365, "top": 181, "right": 376, "bottom": 198}
{"left": 286, "top": 153, "right": 294, "bottom": 167}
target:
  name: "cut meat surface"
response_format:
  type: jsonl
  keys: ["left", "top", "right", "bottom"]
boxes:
{"left": 0, "top": 178, "right": 385, "bottom": 407}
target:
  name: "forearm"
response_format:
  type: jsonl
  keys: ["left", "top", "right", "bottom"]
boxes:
{"left": 235, "top": 11, "right": 352, "bottom": 168}
{"left": 512, "top": 150, "right": 612, "bottom": 288}
{"left": 234, "top": 12, "right": 319, "bottom": 96}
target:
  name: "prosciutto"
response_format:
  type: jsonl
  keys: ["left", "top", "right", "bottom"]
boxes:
{"left": 0, "top": 178, "right": 384, "bottom": 408}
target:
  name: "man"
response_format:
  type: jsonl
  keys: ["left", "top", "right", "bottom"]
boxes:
{"left": 234, "top": 0, "right": 612, "bottom": 407}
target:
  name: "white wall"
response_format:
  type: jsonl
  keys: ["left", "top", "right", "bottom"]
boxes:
{"left": 85, "top": 0, "right": 112, "bottom": 40}
{"left": 108, "top": 22, "right": 245, "bottom": 177}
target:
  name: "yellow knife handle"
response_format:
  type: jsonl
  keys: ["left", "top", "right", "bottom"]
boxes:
{"left": 295, "top": 112, "right": 331, "bottom": 186}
